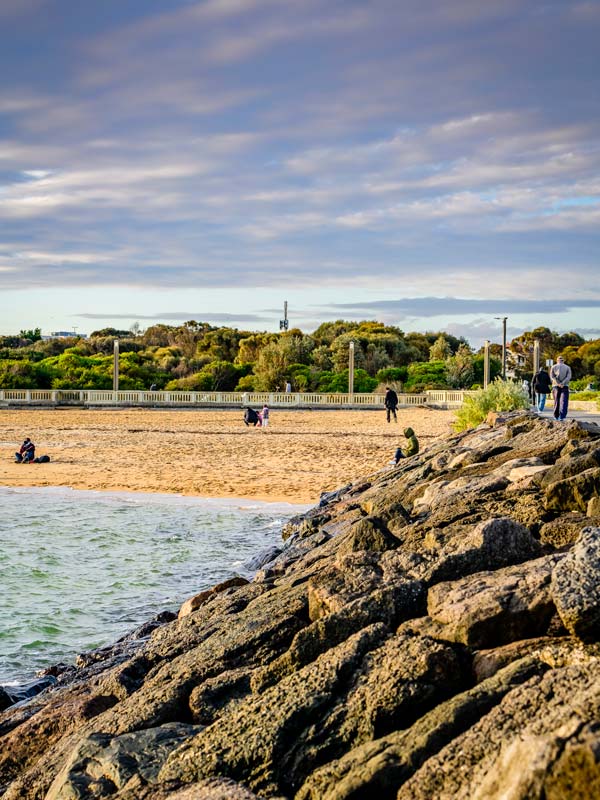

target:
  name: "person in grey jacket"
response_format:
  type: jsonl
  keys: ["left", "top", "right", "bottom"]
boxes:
{"left": 550, "top": 356, "right": 572, "bottom": 421}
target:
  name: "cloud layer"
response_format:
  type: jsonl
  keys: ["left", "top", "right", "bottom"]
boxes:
{"left": 0, "top": 0, "right": 599, "bottom": 335}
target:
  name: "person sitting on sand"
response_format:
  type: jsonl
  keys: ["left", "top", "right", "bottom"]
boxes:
{"left": 244, "top": 408, "right": 260, "bottom": 427}
{"left": 389, "top": 427, "right": 419, "bottom": 465}
{"left": 15, "top": 437, "right": 35, "bottom": 463}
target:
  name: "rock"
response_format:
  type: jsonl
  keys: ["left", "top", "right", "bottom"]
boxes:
{"left": 472, "top": 636, "right": 600, "bottom": 682}
{"left": 296, "top": 657, "right": 546, "bottom": 800}
{"left": 178, "top": 577, "right": 250, "bottom": 619}
{"left": 242, "top": 545, "right": 282, "bottom": 571}
{"left": 46, "top": 723, "right": 198, "bottom": 800}
{"left": 589, "top": 497, "right": 600, "bottom": 517}
{"left": 0, "top": 686, "right": 13, "bottom": 712}
{"left": 337, "top": 515, "right": 401, "bottom": 554}
{"left": 396, "top": 662, "right": 600, "bottom": 799}
{"left": 539, "top": 512, "right": 593, "bottom": 549}
{"left": 551, "top": 526, "right": 600, "bottom": 641}
{"left": 544, "top": 467, "right": 600, "bottom": 512}
{"left": 427, "top": 554, "right": 563, "bottom": 648}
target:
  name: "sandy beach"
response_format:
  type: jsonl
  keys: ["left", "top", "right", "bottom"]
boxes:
{"left": 0, "top": 407, "right": 456, "bottom": 504}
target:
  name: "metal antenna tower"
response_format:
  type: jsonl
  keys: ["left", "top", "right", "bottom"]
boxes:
{"left": 279, "top": 301, "right": 289, "bottom": 331}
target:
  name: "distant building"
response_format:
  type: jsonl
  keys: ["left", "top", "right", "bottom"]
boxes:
{"left": 43, "top": 331, "right": 88, "bottom": 339}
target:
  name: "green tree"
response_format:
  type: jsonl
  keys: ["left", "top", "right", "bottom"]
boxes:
{"left": 445, "top": 344, "right": 475, "bottom": 388}
{"left": 317, "top": 368, "right": 377, "bottom": 393}
{"left": 429, "top": 335, "right": 452, "bottom": 361}
{"left": 405, "top": 361, "right": 447, "bottom": 391}
{"left": 18, "top": 327, "right": 42, "bottom": 342}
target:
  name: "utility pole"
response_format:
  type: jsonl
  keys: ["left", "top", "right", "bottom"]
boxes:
{"left": 279, "top": 301, "right": 289, "bottom": 331}
{"left": 533, "top": 338, "right": 540, "bottom": 374}
{"left": 483, "top": 340, "right": 490, "bottom": 389}
{"left": 113, "top": 339, "right": 119, "bottom": 392}
{"left": 495, "top": 316, "right": 507, "bottom": 379}
{"left": 348, "top": 341, "right": 355, "bottom": 401}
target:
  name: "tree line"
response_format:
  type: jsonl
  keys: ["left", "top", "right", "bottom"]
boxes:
{"left": 0, "top": 321, "right": 598, "bottom": 393}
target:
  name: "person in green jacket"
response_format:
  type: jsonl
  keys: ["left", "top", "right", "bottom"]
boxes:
{"left": 391, "top": 427, "right": 419, "bottom": 464}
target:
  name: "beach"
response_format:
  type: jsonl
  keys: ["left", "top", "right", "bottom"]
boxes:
{"left": 0, "top": 407, "right": 456, "bottom": 503}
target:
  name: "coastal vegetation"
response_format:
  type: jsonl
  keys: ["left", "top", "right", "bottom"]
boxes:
{"left": 0, "top": 321, "right": 599, "bottom": 395}
{"left": 454, "top": 378, "right": 531, "bottom": 431}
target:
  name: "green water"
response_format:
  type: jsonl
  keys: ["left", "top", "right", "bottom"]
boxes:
{"left": 0, "top": 486, "right": 305, "bottom": 685}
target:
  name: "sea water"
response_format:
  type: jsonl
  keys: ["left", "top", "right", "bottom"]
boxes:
{"left": 0, "top": 486, "right": 307, "bottom": 685}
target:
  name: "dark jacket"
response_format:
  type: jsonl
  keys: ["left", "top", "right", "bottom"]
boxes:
{"left": 19, "top": 439, "right": 35, "bottom": 457}
{"left": 384, "top": 389, "right": 398, "bottom": 409}
{"left": 244, "top": 408, "right": 259, "bottom": 425}
{"left": 532, "top": 369, "right": 552, "bottom": 395}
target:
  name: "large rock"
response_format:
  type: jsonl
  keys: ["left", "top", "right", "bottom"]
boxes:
{"left": 427, "top": 554, "right": 563, "bottom": 648}
{"left": 551, "top": 526, "right": 600, "bottom": 641}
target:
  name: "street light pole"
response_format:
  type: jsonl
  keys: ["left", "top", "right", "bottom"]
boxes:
{"left": 113, "top": 339, "right": 119, "bottom": 393}
{"left": 348, "top": 341, "right": 355, "bottom": 401}
{"left": 495, "top": 317, "right": 507, "bottom": 380}
{"left": 483, "top": 340, "right": 490, "bottom": 389}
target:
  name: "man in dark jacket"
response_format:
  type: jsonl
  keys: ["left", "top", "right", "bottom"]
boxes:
{"left": 243, "top": 408, "right": 260, "bottom": 426}
{"left": 384, "top": 387, "right": 399, "bottom": 422}
{"left": 532, "top": 366, "right": 552, "bottom": 412}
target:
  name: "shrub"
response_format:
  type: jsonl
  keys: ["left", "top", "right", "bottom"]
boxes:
{"left": 454, "top": 378, "right": 530, "bottom": 431}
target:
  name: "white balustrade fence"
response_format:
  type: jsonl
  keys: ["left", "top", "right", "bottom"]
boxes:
{"left": 0, "top": 389, "right": 471, "bottom": 408}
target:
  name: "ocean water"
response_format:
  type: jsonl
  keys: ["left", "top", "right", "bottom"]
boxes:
{"left": 0, "top": 486, "right": 307, "bottom": 685}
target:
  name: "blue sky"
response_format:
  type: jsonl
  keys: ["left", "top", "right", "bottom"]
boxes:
{"left": 1, "top": 0, "right": 599, "bottom": 347}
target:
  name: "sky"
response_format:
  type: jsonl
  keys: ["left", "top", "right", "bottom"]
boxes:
{"left": 1, "top": 0, "right": 599, "bottom": 348}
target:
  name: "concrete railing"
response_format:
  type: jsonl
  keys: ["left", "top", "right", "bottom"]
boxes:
{"left": 0, "top": 389, "right": 472, "bottom": 409}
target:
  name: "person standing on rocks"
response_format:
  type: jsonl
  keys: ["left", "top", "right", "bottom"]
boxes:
{"left": 384, "top": 386, "right": 399, "bottom": 423}
{"left": 550, "top": 355, "right": 572, "bottom": 421}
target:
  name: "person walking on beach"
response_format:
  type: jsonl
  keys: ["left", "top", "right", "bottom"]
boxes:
{"left": 15, "top": 437, "right": 35, "bottom": 463}
{"left": 384, "top": 387, "right": 398, "bottom": 423}
{"left": 532, "top": 365, "right": 552, "bottom": 412}
{"left": 389, "top": 427, "right": 419, "bottom": 465}
{"left": 550, "top": 356, "right": 572, "bottom": 421}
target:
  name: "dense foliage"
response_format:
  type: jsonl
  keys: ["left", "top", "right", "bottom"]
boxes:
{"left": 454, "top": 379, "right": 531, "bottom": 431}
{"left": 0, "top": 320, "right": 598, "bottom": 393}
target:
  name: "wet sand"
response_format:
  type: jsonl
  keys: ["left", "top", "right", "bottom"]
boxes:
{"left": 0, "top": 407, "right": 456, "bottom": 504}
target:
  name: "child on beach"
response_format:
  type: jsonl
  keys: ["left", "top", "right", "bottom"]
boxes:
{"left": 260, "top": 404, "right": 270, "bottom": 428}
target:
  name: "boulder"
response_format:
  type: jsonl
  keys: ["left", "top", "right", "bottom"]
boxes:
{"left": 551, "top": 526, "right": 600, "bottom": 641}
{"left": 178, "top": 577, "right": 249, "bottom": 619}
{"left": 544, "top": 467, "right": 600, "bottom": 512}
{"left": 427, "top": 554, "right": 563, "bottom": 648}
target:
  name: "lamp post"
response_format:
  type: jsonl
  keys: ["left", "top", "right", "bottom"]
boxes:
{"left": 533, "top": 338, "right": 540, "bottom": 375}
{"left": 113, "top": 339, "right": 119, "bottom": 393}
{"left": 494, "top": 317, "right": 507, "bottom": 380}
{"left": 348, "top": 341, "right": 355, "bottom": 402}
{"left": 483, "top": 340, "right": 490, "bottom": 389}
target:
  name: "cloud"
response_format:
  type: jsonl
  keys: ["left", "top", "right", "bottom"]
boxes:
{"left": 326, "top": 297, "right": 600, "bottom": 319}
{"left": 76, "top": 311, "right": 269, "bottom": 323}
{"left": 0, "top": 0, "right": 598, "bottom": 335}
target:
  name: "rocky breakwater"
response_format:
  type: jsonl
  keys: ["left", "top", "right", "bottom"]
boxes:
{"left": 3, "top": 411, "right": 600, "bottom": 799}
